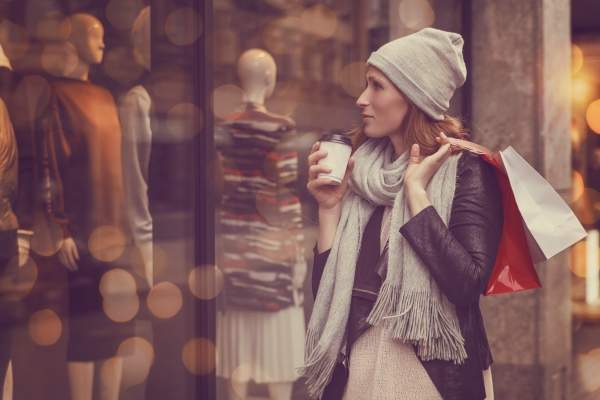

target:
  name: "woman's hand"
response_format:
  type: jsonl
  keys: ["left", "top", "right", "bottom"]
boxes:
{"left": 58, "top": 237, "right": 80, "bottom": 271}
{"left": 404, "top": 132, "right": 460, "bottom": 194}
{"left": 306, "top": 141, "right": 354, "bottom": 210}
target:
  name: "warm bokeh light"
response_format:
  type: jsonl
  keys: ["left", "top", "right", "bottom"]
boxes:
{"left": 337, "top": 62, "right": 368, "bottom": 98}
{"left": 28, "top": 309, "right": 62, "bottom": 346}
{"left": 164, "top": 7, "right": 203, "bottom": 46}
{"left": 300, "top": 5, "right": 338, "bottom": 39}
{"left": 571, "top": 238, "right": 587, "bottom": 278}
{"left": 572, "top": 170, "right": 585, "bottom": 204}
{"left": 571, "top": 126, "right": 583, "bottom": 152}
{"left": 572, "top": 77, "right": 591, "bottom": 104}
{"left": 88, "top": 225, "right": 127, "bottom": 263}
{"left": 214, "top": 29, "right": 238, "bottom": 64}
{"left": 572, "top": 44, "right": 584, "bottom": 75}
{"left": 577, "top": 348, "right": 600, "bottom": 392}
{"left": 267, "top": 81, "right": 303, "bottom": 117}
{"left": 181, "top": 337, "right": 216, "bottom": 375}
{"left": 0, "top": 20, "right": 30, "bottom": 62}
{"left": 117, "top": 337, "right": 155, "bottom": 389}
{"left": 586, "top": 99, "right": 600, "bottom": 134}
{"left": 30, "top": 216, "right": 64, "bottom": 257}
{"left": 166, "top": 103, "right": 204, "bottom": 140}
{"left": 103, "top": 295, "right": 140, "bottom": 323}
{"left": 40, "top": 42, "right": 79, "bottom": 78}
{"left": 105, "top": 0, "right": 143, "bottom": 30}
{"left": 99, "top": 269, "right": 137, "bottom": 298}
{"left": 147, "top": 282, "right": 183, "bottom": 320}
{"left": 188, "top": 265, "right": 224, "bottom": 300}
{"left": 398, "top": 0, "right": 436, "bottom": 31}
{"left": 102, "top": 46, "right": 144, "bottom": 85}
{"left": 213, "top": 84, "right": 244, "bottom": 120}
{"left": 34, "top": 13, "right": 71, "bottom": 41}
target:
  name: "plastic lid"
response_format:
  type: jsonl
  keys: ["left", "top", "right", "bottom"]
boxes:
{"left": 321, "top": 130, "right": 352, "bottom": 146}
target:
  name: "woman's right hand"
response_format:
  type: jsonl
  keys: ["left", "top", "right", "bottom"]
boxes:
{"left": 306, "top": 141, "right": 354, "bottom": 210}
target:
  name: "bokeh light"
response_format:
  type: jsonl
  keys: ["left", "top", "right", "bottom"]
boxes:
{"left": 572, "top": 44, "right": 584, "bottom": 75}
{"left": 572, "top": 76, "right": 591, "bottom": 104}
{"left": 164, "top": 7, "right": 203, "bottom": 46}
{"left": 267, "top": 81, "right": 303, "bottom": 117}
{"left": 572, "top": 170, "right": 585, "bottom": 204}
{"left": 106, "top": 0, "right": 144, "bottom": 31}
{"left": 181, "top": 337, "right": 216, "bottom": 375}
{"left": 586, "top": 99, "right": 600, "bottom": 134}
{"left": 103, "top": 295, "right": 140, "bottom": 323}
{"left": 30, "top": 215, "right": 64, "bottom": 257}
{"left": 102, "top": 46, "right": 144, "bottom": 86}
{"left": 117, "top": 337, "right": 155, "bottom": 389}
{"left": 300, "top": 5, "right": 338, "bottom": 39}
{"left": 0, "top": 20, "right": 30, "bottom": 62}
{"left": 398, "top": 0, "right": 436, "bottom": 31}
{"left": 99, "top": 269, "right": 137, "bottom": 298}
{"left": 40, "top": 42, "right": 79, "bottom": 77}
{"left": 213, "top": 84, "right": 244, "bottom": 120}
{"left": 188, "top": 265, "right": 224, "bottom": 300}
{"left": 577, "top": 348, "right": 600, "bottom": 392}
{"left": 337, "top": 62, "right": 368, "bottom": 98}
{"left": 214, "top": 29, "right": 238, "bottom": 64}
{"left": 0, "top": 256, "right": 38, "bottom": 301}
{"left": 147, "top": 282, "right": 183, "bottom": 320}
{"left": 28, "top": 309, "right": 62, "bottom": 346}
{"left": 34, "top": 13, "right": 71, "bottom": 41}
{"left": 88, "top": 225, "right": 127, "bottom": 263}
{"left": 165, "top": 103, "right": 204, "bottom": 140}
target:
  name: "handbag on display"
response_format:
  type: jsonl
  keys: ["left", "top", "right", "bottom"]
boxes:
{"left": 447, "top": 138, "right": 587, "bottom": 295}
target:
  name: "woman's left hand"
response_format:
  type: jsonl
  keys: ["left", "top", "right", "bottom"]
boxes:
{"left": 404, "top": 132, "right": 460, "bottom": 194}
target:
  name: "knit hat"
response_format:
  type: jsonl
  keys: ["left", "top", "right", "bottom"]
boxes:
{"left": 367, "top": 27, "right": 467, "bottom": 121}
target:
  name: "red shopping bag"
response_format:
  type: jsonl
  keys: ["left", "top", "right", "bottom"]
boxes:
{"left": 448, "top": 139, "right": 542, "bottom": 295}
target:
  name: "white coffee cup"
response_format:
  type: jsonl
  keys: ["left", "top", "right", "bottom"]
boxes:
{"left": 317, "top": 132, "right": 352, "bottom": 184}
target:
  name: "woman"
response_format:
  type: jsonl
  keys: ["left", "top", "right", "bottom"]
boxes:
{"left": 299, "top": 28, "right": 503, "bottom": 400}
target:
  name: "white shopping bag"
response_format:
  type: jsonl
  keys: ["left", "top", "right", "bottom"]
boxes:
{"left": 499, "top": 146, "right": 587, "bottom": 263}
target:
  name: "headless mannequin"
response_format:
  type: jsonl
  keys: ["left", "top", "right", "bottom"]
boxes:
{"left": 55, "top": 14, "right": 123, "bottom": 400}
{"left": 220, "top": 49, "right": 305, "bottom": 400}
{"left": 119, "top": 6, "right": 153, "bottom": 288}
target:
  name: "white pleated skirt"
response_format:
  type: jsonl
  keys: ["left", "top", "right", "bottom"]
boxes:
{"left": 216, "top": 306, "right": 306, "bottom": 383}
{"left": 342, "top": 324, "right": 443, "bottom": 400}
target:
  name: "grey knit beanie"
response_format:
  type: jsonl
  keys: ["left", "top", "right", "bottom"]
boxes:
{"left": 367, "top": 27, "right": 467, "bottom": 121}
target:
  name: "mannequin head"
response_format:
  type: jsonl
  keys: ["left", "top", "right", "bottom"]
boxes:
{"left": 68, "top": 13, "right": 105, "bottom": 65}
{"left": 237, "top": 49, "right": 276, "bottom": 106}
{"left": 132, "top": 7, "right": 150, "bottom": 70}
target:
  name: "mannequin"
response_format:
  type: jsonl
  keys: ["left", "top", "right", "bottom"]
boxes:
{"left": 34, "top": 13, "right": 132, "bottom": 400}
{"left": 216, "top": 49, "right": 306, "bottom": 400}
{"left": 118, "top": 6, "right": 153, "bottom": 289}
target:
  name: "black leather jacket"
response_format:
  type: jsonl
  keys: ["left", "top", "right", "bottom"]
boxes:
{"left": 311, "top": 151, "right": 503, "bottom": 400}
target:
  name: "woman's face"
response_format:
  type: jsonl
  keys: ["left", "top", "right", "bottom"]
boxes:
{"left": 356, "top": 66, "right": 409, "bottom": 139}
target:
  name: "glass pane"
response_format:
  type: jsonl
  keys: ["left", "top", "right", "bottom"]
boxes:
{"left": 0, "top": 1, "right": 205, "bottom": 399}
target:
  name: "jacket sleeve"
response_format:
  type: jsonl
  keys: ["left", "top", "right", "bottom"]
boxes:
{"left": 311, "top": 244, "right": 331, "bottom": 299}
{"left": 399, "top": 153, "right": 503, "bottom": 307}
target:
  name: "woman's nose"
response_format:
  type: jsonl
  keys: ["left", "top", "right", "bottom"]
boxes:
{"left": 356, "top": 90, "right": 368, "bottom": 108}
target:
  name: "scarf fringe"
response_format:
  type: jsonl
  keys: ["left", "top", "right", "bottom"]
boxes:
{"left": 366, "top": 281, "right": 468, "bottom": 364}
{"left": 296, "top": 327, "right": 338, "bottom": 400}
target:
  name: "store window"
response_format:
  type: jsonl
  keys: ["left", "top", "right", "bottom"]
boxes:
{"left": 0, "top": 1, "right": 205, "bottom": 399}
{"left": 0, "top": 0, "right": 468, "bottom": 399}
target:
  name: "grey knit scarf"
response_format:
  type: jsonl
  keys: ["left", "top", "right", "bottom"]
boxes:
{"left": 298, "top": 137, "right": 466, "bottom": 399}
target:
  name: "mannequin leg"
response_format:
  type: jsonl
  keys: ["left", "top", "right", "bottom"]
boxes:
{"left": 68, "top": 361, "right": 94, "bottom": 400}
{"left": 483, "top": 367, "right": 494, "bottom": 400}
{"left": 267, "top": 382, "right": 293, "bottom": 400}
{"left": 98, "top": 356, "right": 123, "bottom": 400}
{"left": 227, "top": 379, "right": 249, "bottom": 400}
